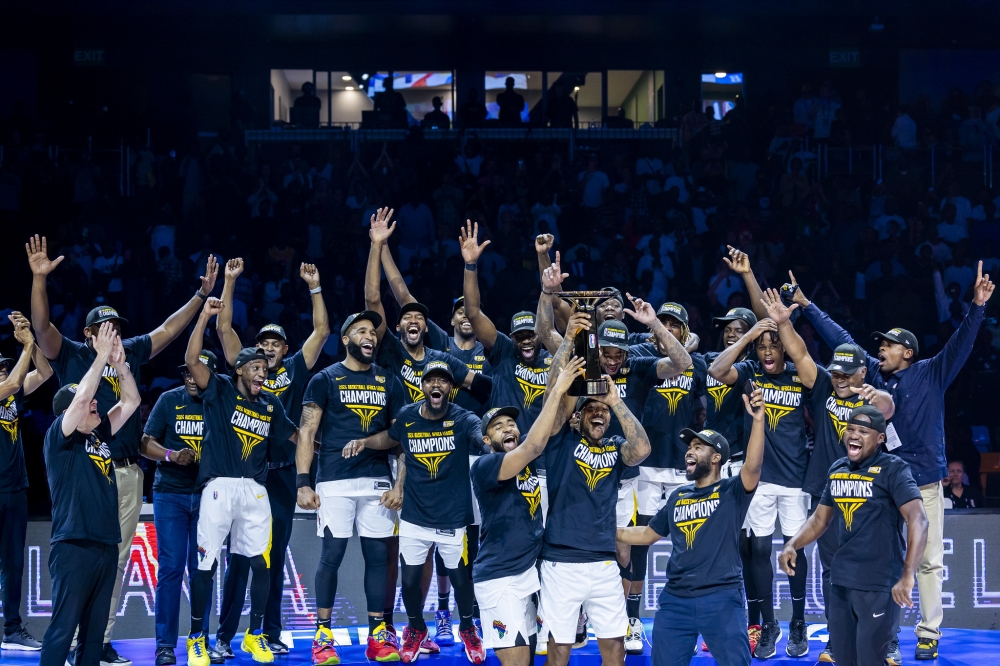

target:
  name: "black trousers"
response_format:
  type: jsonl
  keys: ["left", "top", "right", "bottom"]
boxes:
{"left": 0, "top": 490, "right": 28, "bottom": 633}
{"left": 39, "top": 540, "right": 118, "bottom": 666}
{"left": 217, "top": 467, "right": 296, "bottom": 641}
{"left": 828, "top": 584, "right": 898, "bottom": 666}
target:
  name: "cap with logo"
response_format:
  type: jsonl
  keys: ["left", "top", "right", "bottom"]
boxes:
{"left": 847, "top": 405, "right": 886, "bottom": 434}
{"left": 421, "top": 360, "right": 454, "bottom": 383}
{"left": 871, "top": 328, "right": 919, "bottom": 356}
{"left": 256, "top": 324, "right": 287, "bottom": 342}
{"left": 510, "top": 311, "right": 536, "bottom": 335}
{"left": 657, "top": 302, "right": 689, "bottom": 325}
{"left": 86, "top": 306, "right": 128, "bottom": 328}
{"left": 341, "top": 310, "right": 383, "bottom": 337}
{"left": 713, "top": 307, "right": 757, "bottom": 329}
{"left": 234, "top": 347, "right": 269, "bottom": 370}
{"left": 483, "top": 406, "right": 520, "bottom": 430}
{"left": 398, "top": 302, "right": 430, "bottom": 324}
{"left": 52, "top": 383, "right": 81, "bottom": 414}
{"left": 678, "top": 428, "right": 731, "bottom": 465}
{"left": 599, "top": 287, "right": 624, "bottom": 306}
{"left": 597, "top": 320, "right": 630, "bottom": 351}
{"left": 827, "top": 343, "right": 867, "bottom": 374}
{"left": 179, "top": 349, "right": 219, "bottom": 374}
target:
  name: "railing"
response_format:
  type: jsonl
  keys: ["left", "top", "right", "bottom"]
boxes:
{"left": 795, "top": 142, "right": 995, "bottom": 188}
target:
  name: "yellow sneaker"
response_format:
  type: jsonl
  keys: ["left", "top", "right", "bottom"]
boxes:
{"left": 187, "top": 633, "right": 210, "bottom": 666}
{"left": 242, "top": 630, "right": 275, "bottom": 663}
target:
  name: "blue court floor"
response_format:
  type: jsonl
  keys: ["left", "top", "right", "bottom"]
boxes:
{"left": 2, "top": 621, "right": 996, "bottom": 666}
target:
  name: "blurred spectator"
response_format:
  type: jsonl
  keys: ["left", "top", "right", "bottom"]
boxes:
{"left": 421, "top": 96, "right": 451, "bottom": 130}
{"left": 546, "top": 81, "right": 579, "bottom": 129}
{"left": 943, "top": 460, "right": 983, "bottom": 508}
{"left": 891, "top": 106, "right": 919, "bottom": 149}
{"left": 397, "top": 191, "right": 436, "bottom": 270}
{"left": 579, "top": 155, "right": 610, "bottom": 209}
{"left": 496, "top": 77, "right": 525, "bottom": 126}
{"left": 458, "top": 88, "right": 487, "bottom": 129}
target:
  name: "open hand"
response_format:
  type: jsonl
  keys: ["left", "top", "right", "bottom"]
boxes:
{"left": 369, "top": 207, "right": 396, "bottom": 243}
{"left": 342, "top": 439, "right": 365, "bottom": 458}
{"left": 108, "top": 333, "right": 126, "bottom": 370}
{"left": 760, "top": 288, "right": 797, "bottom": 325}
{"left": 554, "top": 356, "right": 586, "bottom": 396}
{"left": 92, "top": 321, "right": 116, "bottom": 361}
{"left": 199, "top": 254, "right": 219, "bottom": 295}
{"left": 25, "top": 235, "right": 64, "bottom": 276}
{"left": 459, "top": 220, "right": 491, "bottom": 264}
{"left": 747, "top": 318, "right": 778, "bottom": 341}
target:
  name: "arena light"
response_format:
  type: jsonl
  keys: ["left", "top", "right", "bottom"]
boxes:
{"left": 715, "top": 72, "right": 727, "bottom": 78}
{"left": 345, "top": 86, "right": 355, "bottom": 91}
{"left": 574, "top": 86, "right": 580, "bottom": 91}
{"left": 362, "top": 73, "right": 369, "bottom": 80}
{"left": 342, "top": 75, "right": 352, "bottom": 81}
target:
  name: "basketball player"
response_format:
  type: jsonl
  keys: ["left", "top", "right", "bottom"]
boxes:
{"left": 214, "top": 258, "right": 330, "bottom": 656}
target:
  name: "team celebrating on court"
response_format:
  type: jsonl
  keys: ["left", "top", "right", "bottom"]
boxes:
{"left": 1, "top": 214, "right": 992, "bottom": 666}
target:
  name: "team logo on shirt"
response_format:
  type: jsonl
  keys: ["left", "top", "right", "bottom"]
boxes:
{"left": 0, "top": 395, "right": 19, "bottom": 443}
{"left": 174, "top": 414, "right": 205, "bottom": 461}
{"left": 828, "top": 471, "right": 874, "bottom": 531}
{"left": 493, "top": 621, "right": 507, "bottom": 639}
{"left": 573, "top": 439, "right": 618, "bottom": 491}
{"left": 825, "top": 395, "right": 865, "bottom": 441}
{"left": 399, "top": 361, "right": 426, "bottom": 402}
{"left": 230, "top": 404, "right": 272, "bottom": 460}
{"left": 757, "top": 376, "right": 802, "bottom": 430}
{"left": 706, "top": 375, "right": 731, "bottom": 412}
{"left": 653, "top": 369, "right": 695, "bottom": 415}
{"left": 101, "top": 363, "right": 131, "bottom": 399}
{"left": 408, "top": 428, "right": 456, "bottom": 478}
{"left": 339, "top": 383, "right": 388, "bottom": 430}
{"left": 262, "top": 368, "right": 292, "bottom": 397}
{"left": 515, "top": 364, "right": 549, "bottom": 410}
{"left": 673, "top": 488, "right": 721, "bottom": 548}
{"left": 517, "top": 466, "right": 541, "bottom": 519}
{"left": 85, "top": 433, "right": 113, "bottom": 482}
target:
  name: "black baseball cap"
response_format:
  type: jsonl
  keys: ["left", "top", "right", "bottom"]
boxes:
{"left": 679, "top": 428, "right": 731, "bottom": 465}
{"left": 575, "top": 396, "right": 601, "bottom": 412}
{"left": 598, "top": 320, "right": 630, "bottom": 351}
{"left": 483, "top": 406, "right": 520, "bottom": 430}
{"left": 872, "top": 328, "right": 919, "bottom": 355}
{"left": 85, "top": 306, "right": 128, "bottom": 328}
{"left": 52, "top": 383, "right": 81, "bottom": 414}
{"left": 452, "top": 297, "right": 465, "bottom": 313}
{"left": 234, "top": 347, "right": 269, "bottom": 370}
{"left": 511, "top": 311, "right": 536, "bottom": 335}
{"left": 713, "top": 307, "right": 757, "bottom": 329}
{"left": 847, "top": 405, "right": 886, "bottom": 435}
{"left": 657, "top": 302, "right": 689, "bottom": 325}
{"left": 179, "top": 349, "right": 219, "bottom": 374}
{"left": 398, "top": 302, "right": 430, "bottom": 324}
{"left": 827, "top": 343, "right": 867, "bottom": 374}
{"left": 256, "top": 324, "right": 287, "bottom": 342}
{"left": 599, "top": 287, "right": 624, "bottom": 306}
{"left": 421, "top": 360, "right": 454, "bottom": 383}
{"left": 341, "top": 310, "right": 383, "bottom": 337}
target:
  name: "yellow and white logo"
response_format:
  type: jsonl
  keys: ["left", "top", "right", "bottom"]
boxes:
{"left": 673, "top": 491, "right": 720, "bottom": 548}
{"left": 230, "top": 404, "right": 272, "bottom": 460}
{"left": 654, "top": 370, "right": 694, "bottom": 415}
{"left": 0, "top": 395, "right": 19, "bottom": 443}
{"left": 340, "top": 384, "right": 388, "bottom": 430}
{"left": 408, "top": 428, "right": 456, "bottom": 479}
{"left": 829, "top": 472, "right": 873, "bottom": 531}
{"left": 515, "top": 364, "right": 549, "bottom": 411}
{"left": 573, "top": 439, "right": 618, "bottom": 491}
{"left": 85, "top": 433, "right": 113, "bottom": 482}
{"left": 262, "top": 368, "right": 292, "bottom": 397}
{"left": 517, "top": 466, "right": 541, "bottom": 520}
{"left": 174, "top": 413, "right": 205, "bottom": 461}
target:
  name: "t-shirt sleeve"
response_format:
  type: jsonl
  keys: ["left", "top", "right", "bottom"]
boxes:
{"left": 464, "top": 413, "right": 485, "bottom": 454}
{"left": 472, "top": 453, "right": 505, "bottom": 492}
{"left": 447, "top": 354, "right": 471, "bottom": 386}
{"left": 629, "top": 356, "right": 660, "bottom": 396}
{"left": 610, "top": 435, "right": 631, "bottom": 467}
{"left": 291, "top": 350, "right": 310, "bottom": 379}
{"left": 200, "top": 372, "right": 224, "bottom": 402}
{"left": 52, "top": 336, "right": 80, "bottom": 383}
{"left": 888, "top": 460, "right": 923, "bottom": 509}
{"left": 425, "top": 320, "right": 451, "bottom": 351}
{"left": 810, "top": 368, "right": 834, "bottom": 410}
{"left": 377, "top": 333, "right": 403, "bottom": 368}
{"left": 143, "top": 394, "right": 170, "bottom": 440}
{"left": 270, "top": 399, "right": 298, "bottom": 444}
{"left": 489, "top": 332, "right": 514, "bottom": 366}
{"left": 125, "top": 334, "right": 153, "bottom": 369}
{"left": 302, "top": 373, "right": 329, "bottom": 409}
{"left": 690, "top": 353, "right": 708, "bottom": 397}
{"left": 387, "top": 377, "right": 407, "bottom": 419}
{"left": 647, "top": 502, "right": 671, "bottom": 538}
{"left": 819, "top": 467, "right": 836, "bottom": 507}
{"left": 387, "top": 409, "right": 405, "bottom": 441}
{"left": 732, "top": 360, "right": 754, "bottom": 387}
{"left": 95, "top": 420, "right": 114, "bottom": 445}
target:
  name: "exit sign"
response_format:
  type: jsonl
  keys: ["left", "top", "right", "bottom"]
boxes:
{"left": 74, "top": 49, "right": 106, "bottom": 66}
{"left": 829, "top": 49, "right": 860, "bottom": 68}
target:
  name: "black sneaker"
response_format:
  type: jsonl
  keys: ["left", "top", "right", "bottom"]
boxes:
{"left": 266, "top": 637, "right": 289, "bottom": 655}
{"left": 915, "top": 637, "right": 938, "bottom": 660}
{"left": 785, "top": 619, "right": 808, "bottom": 657}
{"left": 213, "top": 639, "right": 234, "bottom": 659}
{"left": 100, "top": 643, "right": 132, "bottom": 666}
{"left": 2, "top": 627, "right": 42, "bottom": 650}
{"left": 755, "top": 621, "right": 782, "bottom": 659}
{"left": 885, "top": 636, "right": 902, "bottom": 665}
{"left": 154, "top": 647, "right": 176, "bottom": 666}
{"left": 208, "top": 647, "right": 226, "bottom": 664}
{"left": 65, "top": 649, "right": 77, "bottom": 666}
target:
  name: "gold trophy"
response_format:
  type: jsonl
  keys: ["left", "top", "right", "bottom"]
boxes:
{"left": 556, "top": 290, "right": 617, "bottom": 396}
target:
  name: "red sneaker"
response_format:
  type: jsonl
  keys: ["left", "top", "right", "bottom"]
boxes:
{"left": 419, "top": 637, "right": 440, "bottom": 655}
{"left": 311, "top": 627, "right": 340, "bottom": 666}
{"left": 459, "top": 626, "right": 485, "bottom": 664}
{"left": 399, "top": 627, "right": 426, "bottom": 664}
{"left": 748, "top": 625, "right": 761, "bottom": 656}
{"left": 366, "top": 623, "right": 401, "bottom": 663}
{"left": 384, "top": 625, "right": 399, "bottom": 649}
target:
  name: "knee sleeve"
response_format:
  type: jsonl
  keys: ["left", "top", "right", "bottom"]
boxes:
{"left": 316, "top": 534, "right": 349, "bottom": 609}
{"left": 401, "top": 564, "right": 425, "bottom": 619}
{"left": 446, "top": 566, "right": 475, "bottom": 619}
{"left": 618, "top": 561, "right": 632, "bottom": 580}
{"left": 360, "top": 537, "right": 389, "bottom": 615}
{"left": 434, "top": 548, "right": 448, "bottom": 578}
{"left": 750, "top": 535, "right": 775, "bottom": 622}
{"left": 248, "top": 555, "right": 270, "bottom": 615}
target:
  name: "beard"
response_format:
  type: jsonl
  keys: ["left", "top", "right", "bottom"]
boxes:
{"left": 347, "top": 341, "right": 372, "bottom": 364}
{"left": 685, "top": 457, "right": 713, "bottom": 482}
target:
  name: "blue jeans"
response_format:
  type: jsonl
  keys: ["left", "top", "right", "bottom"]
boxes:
{"left": 154, "top": 493, "right": 210, "bottom": 647}
{"left": 652, "top": 587, "right": 750, "bottom": 666}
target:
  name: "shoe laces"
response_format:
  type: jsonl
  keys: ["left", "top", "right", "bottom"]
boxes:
{"left": 402, "top": 629, "right": 422, "bottom": 651}
{"left": 917, "top": 638, "right": 934, "bottom": 648}
{"left": 459, "top": 627, "right": 482, "bottom": 646}
{"left": 372, "top": 626, "right": 392, "bottom": 644}
{"left": 191, "top": 638, "right": 205, "bottom": 658}
{"left": 254, "top": 633, "right": 268, "bottom": 651}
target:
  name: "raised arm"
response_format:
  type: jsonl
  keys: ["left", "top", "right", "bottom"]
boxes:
{"left": 295, "top": 402, "right": 324, "bottom": 510}
{"left": 543, "top": 310, "right": 592, "bottom": 435}
{"left": 0, "top": 315, "right": 36, "bottom": 401}
{"left": 760, "top": 287, "right": 817, "bottom": 388}
{"left": 25, "top": 235, "right": 65, "bottom": 359}
{"left": 724, "top": 246, "right": 768, "bottom": 321}
{"left": 622, "top": 293, "right": 691, "bottom": 379}
{"left": 893, "top": 498, "right": 929, "bottom": 608}
{"left": 366, "top": 207, "right": 395, "bottom": 341}
{"left": 61, "top": 322, "right": 113, "bottom": 437}
{"left": 707, "top": 318, "right": 777, "bottom": 385}
{"left": 380, "top": 244, "right": 417, "bottom": 306}
{"left": 148, "top": 254, "right": 218, "bottom": 358}
{"left": 534, "top": 234, "right": 572, "bottom": 332}
{"left": 185, "top": 298, "right": 223, "bottom": 391}
{"left": 534, "top": 254, "right": 571, "bottom": 355}
{"left": 299, "top": 263, "right": 331, "bottom": 370}
{"left": 739, "top": 388, "right": 766, "bottom": 492}
{"left": 849, "top": 384, "right": 896, "bottom": 420}
{"left": 929, "top": 261, "right": 994, "bottom": 389}
{"left": 595, "top": 379, "right": 650, "bottom": 467}
{"left": 216, "top": 258, "right": 244, "bottom": 367}
{"left": 460, "top": 219, "right": 498, "bottom": 349}
{"left": 105, "top": 334, "right": 141, "bottom": 436}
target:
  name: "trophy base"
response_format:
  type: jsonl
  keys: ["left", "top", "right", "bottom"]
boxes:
{"left": 569, "top": 377, "right": 610, "bottom": 397}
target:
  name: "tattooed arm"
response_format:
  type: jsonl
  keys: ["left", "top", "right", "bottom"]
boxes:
{"left": 594, "top": 378, "right": 650, "bottom": 467}
{"left": 543, "top": 310, "right": 591, "bottom": 435}
{"left": 295, "top": 402, "right": 324, "bottom": 510}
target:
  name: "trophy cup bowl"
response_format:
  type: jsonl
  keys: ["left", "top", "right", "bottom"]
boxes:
{"left": 555, "top": 290, "right": 618, "bottom": 397}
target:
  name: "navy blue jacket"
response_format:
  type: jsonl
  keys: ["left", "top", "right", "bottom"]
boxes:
{"left": 801, "top": 302, "right": 985, "bottom": 487}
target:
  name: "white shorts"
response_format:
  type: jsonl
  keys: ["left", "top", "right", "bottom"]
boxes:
{"left": 637, "top": 467, "right": 688, "bottom": 516}
{"left": 538, "top": 560, "right": 627, "bottom": 644}
{"left": 197, "top": 477, "right": 271, "bottom": 571}
{"left": 316, "top": 478, "right": 396, "bottom": 538}
{"left": 539, "top": 474, "right": 549, "bottom": 528}
{"left": 475, "top": 568, "right": 539, "bottom": 650}
{"left": 398, "top": 520, "right": 467, "bottom": 569}
{"left": 616, "top": 476, "right": 638, "bottom": 528}
{"left": 745, "top": 482, "right": 811, "bottom": 537}
{"left": 720, "top": 459, "right": 743, "bottom": 479}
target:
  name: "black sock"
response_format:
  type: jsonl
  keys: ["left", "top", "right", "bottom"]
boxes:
{"left": 317, "top": 618, "right": 331, "bottom": 631}
{"left": 407, "top": 614, "right": 427, "bottom": 632}
{"left": 472, "top": 600, "right": 480, "bottom": 620}
{"left": 626, "top": 594, "right": 641, "bottom": 619}
{"left": 437, "top": 591, "right": 450, "bottom": 612}
{"left": 368, "top": 615, "right": 382, "bottom": 633}
{"left": 459, "top": 613, "right": 474, "bottom": 632}
{"left": 189, "top": 618, "right": 204, "bottom": 638}
{"left": 384, "top": 609, "right": 395, "bottom": 629}
{"left": 747, "top": 598, "right": 761, "bottom": 627}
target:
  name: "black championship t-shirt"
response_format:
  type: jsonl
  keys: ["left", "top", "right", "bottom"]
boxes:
{"left": 734, "top": 360, "right": 808, "bottom": 488}
{"left": 650, "top": 476, "right": 755, "bottom": 599}
{"left": 642, "top": 353, "right": 708, "bottom": 470}
{"left": 261, "top": 350, "right": 310, "bottom": 463}
{"left": 53, "top": 335, "right": 152, "bottom": 459}
{"left": 471, "top": 453, "right": 544, "bottom": 582}
{"left": 704, "top": 351, "right": 747, "bottom": 455}
{"left": 303, "top": 362, "right": 406, "bottom": 483}
{"left": 388, "top": 402, "right": 482, "bottom": 529}
{"left": 488, "top": 333, "right": 552, "bottom": 439}
{"left": 197, "top": 374, "right": 297, "bottom": 487}
{"left": 541, "top": 424, "right": 627, "bottom": 562}
{"left": 803, "top": 368, "right": 868, "bottom": 498}
{"left": 0, "top": 393, "right": 28, "bottom": 492}
{"left": 609, "top": 356, "right": 661, "bottom": 480}
{"left": 144, "top": 387, "right": 205, "bottom": 494}
{"left": 377, "top": 334, "right": 471, "bottom": 405}
{"left": 820, "top": 450, "right": 922, "bottom": 592}
{"left": 419, "top": 320, "right": 492, "bottom": 415}
{"left": 44, "top": 416, "right": 119, "bottom": 544}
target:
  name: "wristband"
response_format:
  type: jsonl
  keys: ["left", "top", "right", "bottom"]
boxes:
{"left": 465, "top": 262, "right": 478, "bottom": 271}
{"left": 296, "top": 473, "right": 312, "bottom": 489}
{"left": 309, "top": 286, "right": 322, "bottom": 294}
{"left": 164, "top": 449, "right": 173, "bottom": 462}
{"left": 195, "top": 290, "right": 207, "bottom": 300}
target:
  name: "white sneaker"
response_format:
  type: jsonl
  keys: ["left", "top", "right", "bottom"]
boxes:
{"left": 534, "top": 616, "right": 548, "bottom": 655}
{"left": 624, "top": 618, "right": 644, "bottom": 655}
{"left": 573, "top": 609, "right": 589, "bottom": 649}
